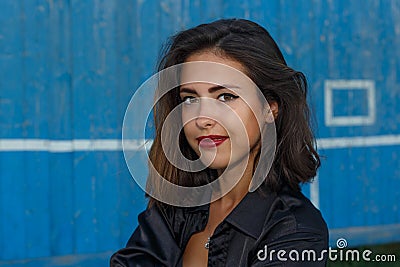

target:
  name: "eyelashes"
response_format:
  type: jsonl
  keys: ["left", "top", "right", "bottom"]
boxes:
{"left": 180, "top": 93, "right": 239, "bottom": 105}
{"left": 181, "top": 96, "right": 199, "bottom": 105}
{"left": 217, "top": 93, "right": 239, "bottom": 102}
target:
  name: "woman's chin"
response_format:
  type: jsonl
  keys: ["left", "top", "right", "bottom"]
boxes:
{"left": 200, "top": 160, "right": 228, "bottom": 170}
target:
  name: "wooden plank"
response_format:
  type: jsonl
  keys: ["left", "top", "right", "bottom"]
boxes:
{"left": 46, "top": 0, "right": 74, "bottom": 256}
{"left": 22, "top": 0, "right": 52, "bottom": 258}
{"left": 0, "top": 0, "right": 27, "bottom": 260}
{"left": 114, "top": 0, "right": 152, "bottom": 247}
{"left": 70, "top": 0, "right": 99, "bottom": 253}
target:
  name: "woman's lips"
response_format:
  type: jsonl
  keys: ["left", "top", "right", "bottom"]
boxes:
{"left": 196, "top": 135, "right": 229, "bottom": 148}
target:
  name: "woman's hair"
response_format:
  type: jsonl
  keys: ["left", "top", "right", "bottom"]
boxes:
{"left": 147, "top": 18, "right": 320, "bottom": 206}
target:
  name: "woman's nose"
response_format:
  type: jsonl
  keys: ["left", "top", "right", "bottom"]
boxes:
{"left": 195, "top": 115, "right": 216, "bottom": 129}
{"left": 195, "top": 98, "right": 217, "bottom": 128}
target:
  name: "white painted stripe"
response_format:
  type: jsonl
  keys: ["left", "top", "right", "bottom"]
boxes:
{"left": 310, "top": 174, "right": 320, "bottom": 209}
{"left": 0, "top": 136, "right": 397, "bottom": 211}
{"left": 0, "top": 139, "right": 153, "bottom": 152}
{"left": 317, "top": 134, "right": 400, "bottom": 149}
{"left": 0, "top": 134, "right": 399, "bottom": 152}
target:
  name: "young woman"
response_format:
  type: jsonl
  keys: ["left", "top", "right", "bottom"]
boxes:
{"left": 111, "top": 19, "right": 328, "bottom": 266}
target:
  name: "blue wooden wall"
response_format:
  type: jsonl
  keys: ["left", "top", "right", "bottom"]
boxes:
{"left": 0, "top": 0, "right": 399, "bottom": 266}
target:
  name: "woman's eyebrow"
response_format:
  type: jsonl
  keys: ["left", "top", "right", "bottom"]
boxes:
{"left": 179, "top": 84, "right": 241, "bottom": 94}
{"left": 179, "top": 87, "right": 197, "bottom": 94}
{"left": 209, "top": 84, "right": 241, "bottom": 93}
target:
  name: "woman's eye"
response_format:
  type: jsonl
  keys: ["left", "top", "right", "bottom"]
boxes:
{"left": 181, "top": 96, "right": 199, "bottom": 105}
{"left": 217, "top": 93, "right": 239, "bottom": 102}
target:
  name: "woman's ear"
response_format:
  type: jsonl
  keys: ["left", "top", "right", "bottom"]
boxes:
{"left": 265, "top": 101, "right": 279, "bottom": 123}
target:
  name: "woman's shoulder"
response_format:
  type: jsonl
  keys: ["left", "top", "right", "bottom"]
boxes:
{"left": 260, "top": 185, "right": 328, "bottom": 242}
{"left": 247, "top": 185, "right": 329, "bottom": 265}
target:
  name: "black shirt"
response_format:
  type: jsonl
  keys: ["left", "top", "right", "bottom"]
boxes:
{"left": 110, "top": 184, "right": 329, "bottom": 266}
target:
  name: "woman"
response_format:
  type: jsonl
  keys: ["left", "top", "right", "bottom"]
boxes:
{"left": 111, "top": 19, "right": 328, "bottom": 266}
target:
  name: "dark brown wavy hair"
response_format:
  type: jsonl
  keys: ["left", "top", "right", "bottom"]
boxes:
{"left": 147, "top": 18, "right": 320, "bottom": 207}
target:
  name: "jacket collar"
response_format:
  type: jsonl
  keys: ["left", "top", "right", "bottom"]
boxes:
{"left": 179, "top": 183, "right": 276, "bottom": 240}
{"left": 224, "top": 183, "right": 276, "bottom": 239}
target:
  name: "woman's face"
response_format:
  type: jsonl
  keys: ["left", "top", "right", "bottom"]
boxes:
{"left": 179, "top": 51, "right": 266, "bottom": 170}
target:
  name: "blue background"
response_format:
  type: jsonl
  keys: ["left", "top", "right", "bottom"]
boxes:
{"left": 1, "top": 0, "right": 399, "bottom": 266}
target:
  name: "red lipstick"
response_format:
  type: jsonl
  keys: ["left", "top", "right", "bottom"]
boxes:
{"left": 196, "top": 135, "right": 228, "bottom": 148}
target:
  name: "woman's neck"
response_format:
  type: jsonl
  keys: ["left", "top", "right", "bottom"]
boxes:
{"left": 213, "top": 152, "right": 256, "bottom": 210}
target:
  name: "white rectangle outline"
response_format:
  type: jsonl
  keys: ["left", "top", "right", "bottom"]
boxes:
{"left": 324, "top": 79, "right": 376, "bottom": 126}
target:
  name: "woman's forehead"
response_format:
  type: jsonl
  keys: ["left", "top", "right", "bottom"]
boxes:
{"left": 185, "top": 51, "right": 246, "bottom": 70}
{"left": 179, "top": 61, "right": 252, "bottom": 89}
{"left": 180, "top": 51, "right": 249, "bottom": 85}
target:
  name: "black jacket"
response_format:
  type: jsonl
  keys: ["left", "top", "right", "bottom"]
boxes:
{"left": 110, "top": 184, "right": 328, "bottom": 266}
